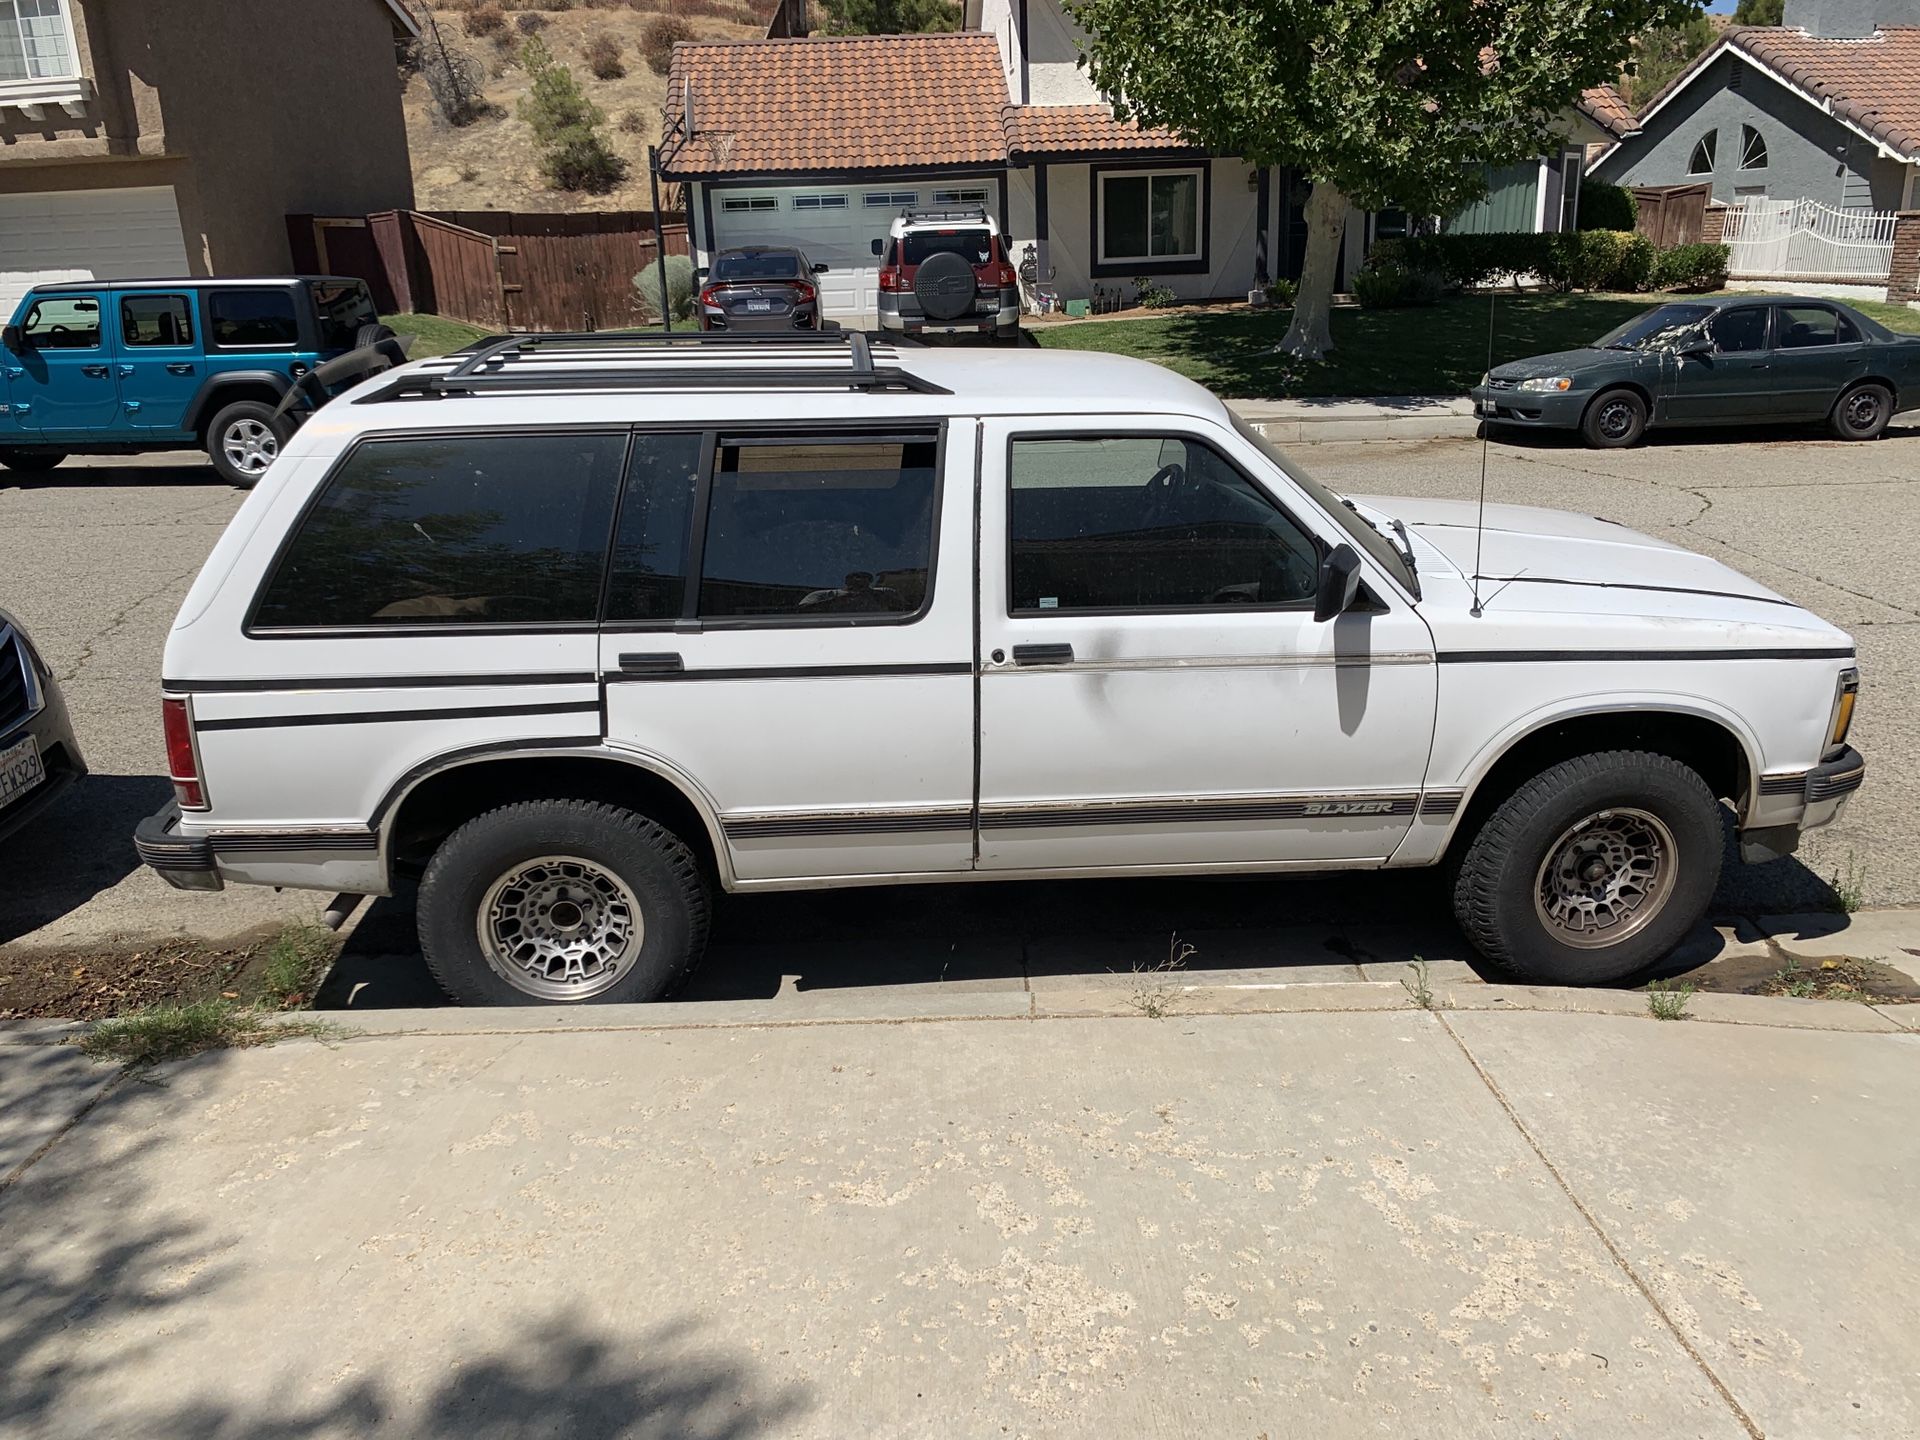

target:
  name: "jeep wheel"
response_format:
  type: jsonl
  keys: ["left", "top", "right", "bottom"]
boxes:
{"left": 1451, "top": 750, "right": 1722, "bottom": 986}
{"left": 355, "top": 321, "right": 398, "bottom": 349}
{"left": 0, "top": 449, "right": 66, "bottom": 475}
{"left": 206, "top": 399, "right": 291, "bottom": 488}
{"left": 1829, "top": 382, "right": 1892, "bottom": 442}
{"left": 1581, "top": 388, "right": 1647, "bottom": 449}
{"left": 417, "top": 799, "right": 712, "bottom": 1006}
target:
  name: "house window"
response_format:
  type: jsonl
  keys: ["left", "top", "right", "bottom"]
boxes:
{"left": 1098, "top": 168, "right": 1203, "bottom": 265}
{"left": 1739, "top": 125, "right": 1768, "bottom": 170}
{"left": 1687, "top": 131, "right": 1717, "bottom": 176}
{"left": 931, "top": 188, "right": 990, "bottom": 205}
{"left": 864, "top": 191, "right": 918, "bottom": 208}
{"left": 0, "top": 0, "right": 77, "bottom": 83}
{"left": 720, "top": 196, "right": 778, "bottom": 213}
{"left": 791, "top": 194, "right": 847, "bottom": 210}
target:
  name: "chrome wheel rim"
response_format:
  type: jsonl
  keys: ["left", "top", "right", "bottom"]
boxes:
{"left": 1844, "top": 391, "right": 1880, "bottom": 431}
{"left": 221, "top": 418, "right": 278, "bottom": 475}
{"left": 1533, "top": 808, "right": 1676, "bottom": 949}
{"left": 1596, "top": 400, "right": 1635, "bottom": 440}
{"left": 477, "top": 855, "right": 643, "bottom": 1000}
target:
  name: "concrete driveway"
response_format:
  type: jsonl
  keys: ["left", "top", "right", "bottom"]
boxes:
{"left": 1, "top": 429, "right": 1916, "bottom": 990}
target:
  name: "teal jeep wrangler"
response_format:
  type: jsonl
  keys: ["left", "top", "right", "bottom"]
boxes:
{"left": 0, "top": 276, "right": 392, "bottom": 487}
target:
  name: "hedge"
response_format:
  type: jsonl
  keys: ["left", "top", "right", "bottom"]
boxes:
{"left": 1649, "top": 242, "right": 1730, "bottom": 292}
{"left": 1576, "top": 180, "right": 1637, "bottom": 233}
{"left": 1364, "top": 230, "right": 1718, "bottom": 295}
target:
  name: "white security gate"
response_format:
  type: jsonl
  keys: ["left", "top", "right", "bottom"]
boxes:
{"left": 1724, "top": 196, "right": 1896, "bottom": 282}
{"left": 0, "top": 187, "right": 191, "bottom": 319}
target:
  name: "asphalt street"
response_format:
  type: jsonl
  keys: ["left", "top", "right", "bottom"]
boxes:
{"left": 1, "top": 423, "right": 1912, "bottom": 973}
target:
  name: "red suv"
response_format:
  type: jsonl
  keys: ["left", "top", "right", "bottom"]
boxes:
{"left": 872, "top": 207, "right": 1020, "bottom": 343}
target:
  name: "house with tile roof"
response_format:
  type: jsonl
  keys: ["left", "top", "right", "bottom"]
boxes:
{"left": 1591, "top": 0, "right": 1920, "bottom": 215}
{"left": 657, "top": 2, "right": 1631, "bottom": 328}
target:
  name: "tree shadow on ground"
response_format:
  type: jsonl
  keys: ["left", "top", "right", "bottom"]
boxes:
{"left": 0, "top": 773, "right": 169, "bottom": 946}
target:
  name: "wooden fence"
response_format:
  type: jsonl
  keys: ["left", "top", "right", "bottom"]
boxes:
{"left": 1630, "top": 184, "right": 1712, "bottom": 250}
{"left": 287, "top": 209, "right": 690, "bottom": 332}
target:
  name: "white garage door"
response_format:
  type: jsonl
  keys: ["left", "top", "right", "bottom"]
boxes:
{"left": 707, "top": 181, "right": 997, "bottom": 330}
{"left": 0, "top": 187, "right": 191, "bottom": 321}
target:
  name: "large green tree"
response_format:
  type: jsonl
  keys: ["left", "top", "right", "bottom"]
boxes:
{"left": 1065, "top": 0, "right": 1697, "bottom": 358}
{"left": 817, "top": 0, "right": 959, "bottom": 33}
{"left": 1625, "top": 11, "right": 1719, "bottom": 106}
{"left": 1732, "top": 0, "right": 1784, "bottom": 24}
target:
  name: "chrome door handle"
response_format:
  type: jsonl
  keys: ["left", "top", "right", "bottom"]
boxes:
{"left": 165, "top": 362, "right": 195, "bottom": 375}
{"left": 81, "top": 364, "right": 110, "bottom": 378}
{"left": 1011, "top": 643, "right": 1075, "bottom": 666}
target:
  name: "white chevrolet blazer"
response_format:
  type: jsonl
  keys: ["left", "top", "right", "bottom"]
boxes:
{"left": 135, "top": 334, "right": 1865, "bottom": 1005}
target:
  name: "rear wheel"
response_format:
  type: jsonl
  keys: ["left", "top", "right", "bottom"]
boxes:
{"left": 205, "top": 399, "right": 291, "bottom": 488}
{"left": 354, "top": 321, "right": 397, "bottom": 349}
{"left": 0, "top": 450, "right": 66, "bottom": 475}
{"left": 417, "top": 799, "right": 711, "bottom": 1006}
{"left": 1830, "top": 382, "right": 1893, "bottom": 441}
{"left": 1581, "top": 388, "right": 1647, "bottom": 449}
{"left": 1451, "top": 750, "right": 1722, "bottom": 986}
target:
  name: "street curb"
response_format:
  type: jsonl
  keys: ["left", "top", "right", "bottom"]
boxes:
{"left": 1227, "top": 396, "right": 1477, "bottom": 444}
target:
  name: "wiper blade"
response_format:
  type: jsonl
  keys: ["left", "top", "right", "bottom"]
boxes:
{"left": 1389, "top": 516, "right": 1420, "bottom": 592}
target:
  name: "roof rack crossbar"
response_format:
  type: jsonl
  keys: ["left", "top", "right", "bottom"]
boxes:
{"left": 359, "top": 364, "right": 951, "bottom": 404}
{"left": 447, "top": 329, "right": 862, "bottom": 376}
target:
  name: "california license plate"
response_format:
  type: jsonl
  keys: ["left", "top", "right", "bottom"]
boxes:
{"left": 742, "top": 300, "right": 774, "bottom": 313}
{"left": 0, "top": 733, "right": 43, "bottom": 807}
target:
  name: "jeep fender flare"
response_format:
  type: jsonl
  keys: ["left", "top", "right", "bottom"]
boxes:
{"left": 184, "top": 372, "right": 293, "bottom": 435}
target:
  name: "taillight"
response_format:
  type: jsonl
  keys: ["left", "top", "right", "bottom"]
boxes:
{"left": 792, "top": 281, "right": 817, "bottom": 304}
{"left": 698, "top": 285, "right": 723, "bottom": 307}
{"left": 878, "top": 268, "right": 903, "bottom": 292}
{"left": 991, "top": 262, "right": 1017, "bottom": 287}
{"left": 162, "top": 696, "right": 207, "bottom": 810}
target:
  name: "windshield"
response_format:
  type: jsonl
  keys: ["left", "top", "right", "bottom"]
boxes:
{"left": 713, "top": 252, "right": 801, "bottom": 281}
{"left": 1594, "top": 303, "right": 1714, "bottom": 351}
{"left": 311, "top": 282, "right": 378, "bottom": 351}
{"left": 903, "top": 230, "right": 995, "bottom": 267}
{"left": 1230, "top": 412, "right": 1418, "bottom": 596}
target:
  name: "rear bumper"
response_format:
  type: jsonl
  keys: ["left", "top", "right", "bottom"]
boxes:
{"left": 699, "top": 305, "right": 819, "bottom": 333}
{"left": 1739, "top": 745, "right": 1864, "bottom": 862}
{"left": 134, "top": 799, "right": 223, "bottom": 891}
{"left": 0, "top": 680, "right": 86, "bottom": 846}
{"left": 1470, "top": 386, "right": 1588, "bottom": 428}
{"left": 879, "top": 289, "right": 1020, "bottom": 334}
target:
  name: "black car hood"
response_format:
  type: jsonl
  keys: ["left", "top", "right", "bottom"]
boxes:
{"left": 1489, "top": 347, "right": 1625, "bottom": 380}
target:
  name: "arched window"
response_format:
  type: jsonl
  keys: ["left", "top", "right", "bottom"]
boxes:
{"left": 1687, "top": 131, "right": 1717, "bottom": 175}
{"left": 1740, "top": 124, "right": 1769, "bottom": 169}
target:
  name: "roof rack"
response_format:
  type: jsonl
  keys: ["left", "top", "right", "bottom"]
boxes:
{"left": 901, "top": 205, "right": 989, "bottom": 225}
{"left": 360, "top": 330, "right": 951, "bottom": 403}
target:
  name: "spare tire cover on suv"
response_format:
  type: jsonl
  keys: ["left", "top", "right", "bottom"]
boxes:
{"left": 913, "top": 250, "right": 978, "bottom": 321}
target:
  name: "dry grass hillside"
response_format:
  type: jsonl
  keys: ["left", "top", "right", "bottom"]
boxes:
{"left": 404, "top": 0, "right": 766, "bottom": 214}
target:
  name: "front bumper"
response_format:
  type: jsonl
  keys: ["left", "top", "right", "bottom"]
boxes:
{"left": 1470, "top": 385, "right": 1589, "bottom": 428}
{"left": 134, "top": 799, "right": 223, "bottom": 891}
{"left": 0, "top": 675, "right": 86, "bottom": 846}
{"left": 1739, "top": 745, "right": 1864, "bottom": 863}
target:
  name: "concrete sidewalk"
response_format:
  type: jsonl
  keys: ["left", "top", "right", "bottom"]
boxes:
{"left": 4, "top": 985, "right": 1916, "bottom": 1438}
{"left": 1227, "top": 395, "right": 1477, "bottom": 443}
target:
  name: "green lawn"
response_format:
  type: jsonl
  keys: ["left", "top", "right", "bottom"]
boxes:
{"left": 1031, "top": 291, "right": 1920, "bottom": 400}
{"left": 384, "top": 312, "right": 491, "bottom": 357}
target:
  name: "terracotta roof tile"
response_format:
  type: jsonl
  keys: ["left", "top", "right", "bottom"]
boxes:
{"left": 1002, "top": 104, "right": 1195, "bottom": 157}
{"left": 1576, "top": 83, "right": 1638, "bottom": 139}
{"left": 1727, "top": 25, "right": 1920, "bottom": 160}
{"left": 659, "top": 33, "right": 1009, "bottom": 177}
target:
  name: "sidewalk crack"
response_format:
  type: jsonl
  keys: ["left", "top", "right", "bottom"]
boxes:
{"left": 0, "top": 1065, "right": 130, "bottom": 1202}
{"left": 1436, "top": 1012, "right": 1765, "bottom": 1440}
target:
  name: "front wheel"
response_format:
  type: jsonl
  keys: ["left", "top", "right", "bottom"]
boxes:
{"left": 205, "top": 399, "right": 292, "bottom": 488}
{"left": 1450, "top": 750, "right": 1723, "bottom": 985}
{"left": 0, "top": 449, "right": 67, "bottom": 475}
{"left": 417, "top": 799, "right": 712, "bottom": 1006}
{"left": 1581, "top": 388, "right": 1647, "bottom": 449}
{"left": 1830, "top": 382, "right": 1893, "bottom": 441}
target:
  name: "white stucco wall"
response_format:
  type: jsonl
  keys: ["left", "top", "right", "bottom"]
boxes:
{"left": 1025, "top": 0, "right": 1100, "bottom": 105}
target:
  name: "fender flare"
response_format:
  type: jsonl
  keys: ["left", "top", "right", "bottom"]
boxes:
{"left": 369, "top": 738, "right": 739, "bottom": 891}
{"left": 184, "top": 371, "right": 293, "bottom": 434}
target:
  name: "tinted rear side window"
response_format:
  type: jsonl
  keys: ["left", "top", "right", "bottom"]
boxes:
{"left": 208, "top": 289, "right": 300, "bottom": 349}
{"left": 697, "top": 436, "right": 939, "bottom": 620}
{"left": 252, "top": 433, "right": 626, "bottom": 630}
{"left": 606, "top": 432, "right": 704, "bottom": 622}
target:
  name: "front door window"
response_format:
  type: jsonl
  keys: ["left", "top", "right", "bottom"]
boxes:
{"left": 22, "top": 294, "right": 100, "bottom": 349}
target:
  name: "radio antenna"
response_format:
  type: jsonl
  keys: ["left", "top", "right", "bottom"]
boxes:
{"left": 1469, "top": 285, "right": 1495, "bottom": 618}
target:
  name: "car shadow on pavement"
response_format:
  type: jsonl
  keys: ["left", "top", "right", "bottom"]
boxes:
{"left": 1485, "top": 418, "right": 1920, "bottom": 450}
{"left": 0, "top": 773, "right": 168, "bottom": 947}
{"left": 1, "top": 459, "right": 225, "bottom": 490}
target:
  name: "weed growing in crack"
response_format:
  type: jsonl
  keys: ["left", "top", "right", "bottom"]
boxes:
{"left": 1646, "top": 979, "right": 1696, "bottom": 1022}
{"left": 1827, "top": 851, "right": 1867, "bottom": 914}
{"left": 79, "top": 1001, "right": 346, "bottom": 1069}
{"left": 1401, "top": 957, "right": 1434, "bottom": 1010}
{"left": 1127, "top": 935, "right": 1196, "bottom": 1019}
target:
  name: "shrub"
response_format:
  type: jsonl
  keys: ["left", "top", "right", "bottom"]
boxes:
{"left": 517, "top": 34, "right": 629, "bottom": 192}
{"left": 463, "top": 3, "right": 506, "bottom": 36}
{"left": 515, "top": 10, "right": 547, "bottom": 32}
{"left": 618, "top": 107, "right": 647, "bottom": 134}
{"left": 642, "top": 14, "right": 694, "bottom": 75}
{"left": 1651, "top": 242, "right": 1729, "bottom": 292}
{"left": 1133, "top": 276, "right": 1178, "bottom": 308}
{"left": 585, "top": 32, "right": 625, "bottom": 79}
{"left": 633, "top": 253, "right": 696, "bottom": 322}
{"left": 1367, "top": 230, "right": 1656, "bottom": 294}
{"left": 1577, "top": 179, "right": 1637, "bottom": 233}
{"left": 1351, "top": 258, "right": 1444, "bottom": 309}
{"left": 1264, "top": 276, "right": 1298, "bottom": 307}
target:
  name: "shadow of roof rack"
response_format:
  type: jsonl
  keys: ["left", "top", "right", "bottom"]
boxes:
{"left": 359, "top": 329, "right": 951, "bottom": 403}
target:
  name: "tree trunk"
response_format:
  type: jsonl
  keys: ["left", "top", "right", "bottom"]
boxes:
{"left": 1279, "top": 180, "right": 1350, "bottom": 360}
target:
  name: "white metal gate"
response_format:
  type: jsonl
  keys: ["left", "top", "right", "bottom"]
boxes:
{"left": 1724, "top": 197, "right": 1896, "bottom": 282}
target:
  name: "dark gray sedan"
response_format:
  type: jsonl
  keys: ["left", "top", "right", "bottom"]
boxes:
{"left": 0, "top": 607, "right": 84, "bottom": 843}
{"left": 696, "top": 246, "right": 829, "bottom": 333}
{"left": 1471, "top": 295, "right": 1920, "bottom": 448}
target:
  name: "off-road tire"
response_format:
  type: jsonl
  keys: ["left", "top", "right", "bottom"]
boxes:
{"left": 1829, "top": 382, "right": 1893, "bottom": 442}
{"left": 354, "top": 321, "right": 398, "bottom": 349}
{"left": 1581, "top": 388, "right": 1647, "bottom": 449}
{"left": 418, "top": 799, "right": 711, "bottom": 1006}
{"left": 0, "top": 450, "right": 66, "bottom": 474}
{"left": 1450, "top": 750, "right": 1722, "bottom": 986}
{"left": 205, "top": 398, "right": 292, "bottom": 489}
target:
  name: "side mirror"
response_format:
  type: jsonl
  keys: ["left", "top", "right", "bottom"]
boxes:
{"left": 870, "top": 238, "right": 884, "bottom": 257}
{"left": 692, "top": 266, "right": 709, "bottom": 281}
{"left": 1678, "top": 340, "right": 1711, "bottom": 359}
{"left": 1, "top": 324, "right": 20, "bottom": 353}
{"left": 813, "top": 262, "right": 830, "bottom": 274}
{"left": 1314, "top": 543, "right": 1364, "bottom": 623}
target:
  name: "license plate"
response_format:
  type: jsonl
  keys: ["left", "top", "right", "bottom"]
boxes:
{"left": 0, "top": 733, "right": 43, "bottom": 808}
{"left": 741, "top": 301, "right": 774, "bottom": 313}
